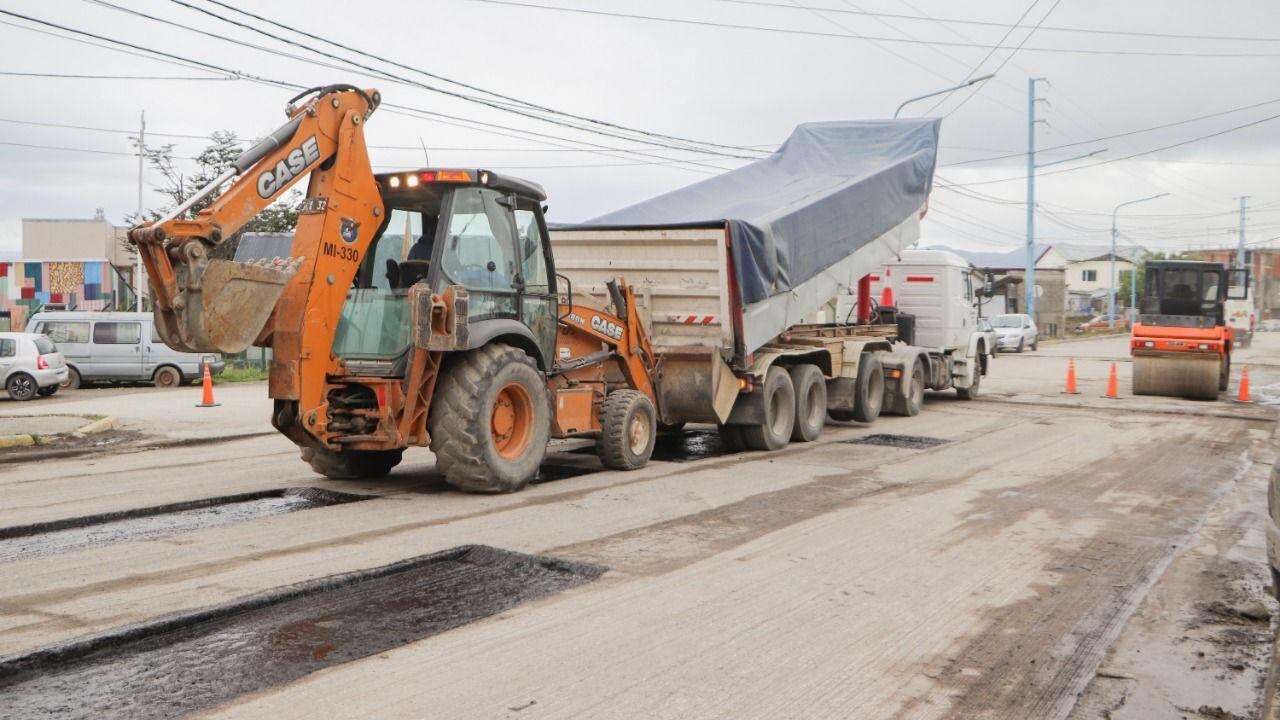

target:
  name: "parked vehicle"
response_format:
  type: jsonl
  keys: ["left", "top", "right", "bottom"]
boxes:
{"left": 1225, "top": 296, "right": 1255, "bottom": 349}
{"left": 24, "top": 311, "right": 223, "bottom": 389}
{"left": 1075, "top": 314, "right": 1129, "bottom": 333}
{"left": 992, "top": 314, "right": 1038, "bottom": 352}
{"left": 0, "top": 332, "right": 68, "bottom": 400}
{"left": 977, "top": 317, "right": 998, "bottom": 356}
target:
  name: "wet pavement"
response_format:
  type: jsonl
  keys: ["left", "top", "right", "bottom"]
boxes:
{"left": 0, "top": 488, "right": 368, "bottom": 564}
{"left": 0, "top": 546, "right": 604, "bottom": 720}
{"left": 568, "top": 429, "right": 732, "bottom": 463}
{"left": 841, "top": 433, "right": 949, "bottom": 450}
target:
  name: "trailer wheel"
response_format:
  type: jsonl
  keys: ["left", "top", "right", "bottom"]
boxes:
{"left": 597, "top": 390, "right": 656, "bottom": 471}
{"left": 428, "top": 343, "right": 550, "bottom": 493}
{"left": 852, "top": 353, "right": 884, "bottom": 423}
{"left": 1219, "top": 354, "right": 1230, "bottom": 392}
{"left": 789, "top": 364, "right": 827, "bottom": 442}
{"left": 956, "top": 361, "right": 981, "bottom": 400}
{"left": 741, "top": 366, "right": 795, "bottom": 451}
{"left": 301, "top": 446, "right": 403, "bottom": 479}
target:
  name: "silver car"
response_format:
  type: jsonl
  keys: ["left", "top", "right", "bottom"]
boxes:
{"left": 992, "top": 313, "right": 1038, "bottom": 353}
{"left": 0, "top": 332, "right": 69, "bottom": 401}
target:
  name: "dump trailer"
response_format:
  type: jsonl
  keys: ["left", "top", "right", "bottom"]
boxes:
{"left": 551, "top": 119, "right": 957, "bottom": 449}
{"left": 1131, "top": 260, "right": 1250, "bottom": 400}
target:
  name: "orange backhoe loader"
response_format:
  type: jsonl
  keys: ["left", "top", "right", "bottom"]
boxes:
{"left": 1131, "top": 259, "right": 1250, "bottom": 400}
{"left": 130, "top": 84, "right": 660, "bottom": 491}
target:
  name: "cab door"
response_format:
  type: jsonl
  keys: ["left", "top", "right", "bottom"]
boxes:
{"left": 513, "top": 199, "right": 557, "bottom": 364}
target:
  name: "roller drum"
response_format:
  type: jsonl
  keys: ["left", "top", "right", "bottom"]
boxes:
{"left": 1132, "top": 355, "right": 1220, "bottom": 401}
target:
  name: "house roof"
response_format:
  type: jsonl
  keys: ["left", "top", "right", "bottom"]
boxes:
{"left": 922, "top": 244, "right": 1053, "bottom": 270}
{"left": 1051, "top": 243, "right": 1146, "bottom": 263}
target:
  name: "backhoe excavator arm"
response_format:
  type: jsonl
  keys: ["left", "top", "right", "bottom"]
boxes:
{"left": 128, "top": 84, "right": 383, "bottom": 359}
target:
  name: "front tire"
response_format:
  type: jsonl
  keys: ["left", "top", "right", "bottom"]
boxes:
{"left": 153, "top": 365, "right": 182, "bottom": 388}
{"left": 6, "top": 373, "right": 37, "bottom": 401}
{"left": 957, "top": 362, "right": 981, "bottom": 399}
{"left": 1016, "top": 339, "right": 1025, "bottom": 353}
{"left": 428, "top": 343, "right": 550, "bottom": 493}
{"left": 741, "top": 366, "right": 795, "bottom": 451}
{"left": 789, "top": 364, "right": 827, "bottom": 442}
{"left": 597, "top": 390, "right": 656, "bottom": 470}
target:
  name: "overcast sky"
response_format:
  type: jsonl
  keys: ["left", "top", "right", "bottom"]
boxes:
{"left": 3, "top": 0, "right": 1280, "bottom": 257}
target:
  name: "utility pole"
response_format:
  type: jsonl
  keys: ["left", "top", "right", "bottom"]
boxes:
{"left": 1025, "top": 78, "right": 1047, "bottom": 319}
{"left": 135, "top": 110, "right": 146, "bottom": 312}
{"left": 1236, "top": 195, "right": 1248, "bottom": 268}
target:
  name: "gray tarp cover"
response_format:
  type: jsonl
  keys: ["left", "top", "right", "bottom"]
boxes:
{"left": 579, "top": 119, "right": 940, "bottom": 305}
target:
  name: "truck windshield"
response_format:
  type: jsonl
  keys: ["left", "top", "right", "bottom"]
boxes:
{"left": 992, "top": 315, "right": 1022, "bottom": 328}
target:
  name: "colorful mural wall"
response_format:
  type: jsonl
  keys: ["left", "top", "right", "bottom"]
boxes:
{"left": 0, "top": 260, "right": 130, "bottom": 330}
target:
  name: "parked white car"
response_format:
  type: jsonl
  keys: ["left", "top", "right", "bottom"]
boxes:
{"left": 992, "top": 313, "right": 1038, "bottom": 353}
{"left": 977, "top": 316, "right": 998, "bottom": 356}
{"left": 0, "top": 332, "right": 69, "bottom": 401}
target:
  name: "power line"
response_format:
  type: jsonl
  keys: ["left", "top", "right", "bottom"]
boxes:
{"left": 942, "top": 95, "right": 1280, "bottom": 167}
{"left": 458, "top": 0, "right": 1280, "bottom": 57}
{"left": 0, "top": 140, "right": 196, "bottom": 160}
{"left": 946, "top": 110, "right": 1280, "bottom": 186}
{"left": 191, "top": 0, "right": 764, "bottom": 157}
{"left": 0, "top": 70, "right": 236, "bottom": 80}
{"left": 706, "top": 0, "right": 1280, "bottom": 43}
{"left": 941, "top": 0, "right": 1062, "bottom": 119}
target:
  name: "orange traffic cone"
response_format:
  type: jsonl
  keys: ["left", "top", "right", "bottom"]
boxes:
{"left": 880, "top": 284, "right": 895, "bottom": 308}
{"left": 1063, "top": 358, "right": 1080, "bottom": 395}
{"left": 1103, "top": 362, "right": 1119, "bottom": 399}
{"left": 1237, "top": 366, "right": 1252, "bottom": 403}
{"left": 196, "top": 363, "right": 220, "bottom": 407}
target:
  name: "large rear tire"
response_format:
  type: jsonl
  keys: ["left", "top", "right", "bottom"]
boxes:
{"left": 597, "top": 390, "right": 656, "bottom": 471}
{"left": 428, "top": 343, "right": 550, "bottom": 493}
{"left": 301, "top": 446, "right": 403, "bottom": 480}
{"left": 896, "top": 358, "right": 925, "bottom": 416}
{"left": 852, "top": 353, "right": 884, "bottom": 423}
{"left": 741, "top": 366, "right": 795, "bottom": 451}
{"left": 789, "top": 364, "right": 827, "bottom": 442}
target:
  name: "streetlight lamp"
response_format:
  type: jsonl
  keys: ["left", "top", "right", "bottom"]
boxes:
{"left": 1110, "top": 193, "right": 1171, "bottom": 329}
{"left": 894, "top": 74, "right": 996, "bottom": 118}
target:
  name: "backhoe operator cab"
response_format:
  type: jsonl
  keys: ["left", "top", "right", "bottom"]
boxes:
{"left": 333, "top": 168, "right": 556, "bottom": 373}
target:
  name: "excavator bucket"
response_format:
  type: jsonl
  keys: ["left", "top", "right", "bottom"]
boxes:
{"left": 1132, "top": 355, "right": 1220, "bottom": 400}
{"left": 155, "top": 257, "right": 301, "bottom": 354}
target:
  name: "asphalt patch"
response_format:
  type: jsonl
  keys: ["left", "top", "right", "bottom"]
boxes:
{"left": 0, "top": 545, "right": 605, "bottom": 720}
{"left": 0, "top": 487, "right": 369, "bottom": 564}
{"left": 567, "top": 429, "right": 732, "bottom": 463}
{"left": 842, "top": 433, "right": 950, "bottom": 450}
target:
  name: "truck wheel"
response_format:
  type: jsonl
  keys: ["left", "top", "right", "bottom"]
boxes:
{"left": 957, "top": 362, "right": 981, "bottom": 400}
{"left": 902, "top": 358, "right": 925, "bottom": 416}
{"left": 789, "top": 364, "right": 827, "bottom": 442}
{"left": 597, "top": 390, "right": 656, "bottom": 470}
{"left": 301, "top": 446, "right": 403, "bottom": 479}
{"left": 153, "top": 365, "right": 182, "bottom": 388}
{"left": 717, "top": 424, "right": 746, "bottom": 452}
{"left": 428, "top": 343, "right": 550, "bottom": 493}
{"left": 1219, "top": 354, "right": 1230, "bottom": 392}
{"left": 741, "top": 366, "right": 795, "bottom": 451}
{"left": 852, "top": 353, "right": 884, "bottom": 423}
{"left": 6, "top": 373, "right": 37, "bottom": 401}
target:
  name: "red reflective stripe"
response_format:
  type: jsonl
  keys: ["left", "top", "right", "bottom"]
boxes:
{"left": 684, "top": 316, "right": 696, "bottom": 324}
{"left": 701, "top": 316, "right": 713, "bottom": 325}
{"left": 905, "top": 276, "right": 934, "bottom": 282}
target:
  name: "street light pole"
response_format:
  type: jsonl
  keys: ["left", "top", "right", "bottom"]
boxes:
{"left": 1110, "top": 192, "right": 1171, "bottom": 329}
{"left": 894, "top": 73, "right": 995, "bottom": 118}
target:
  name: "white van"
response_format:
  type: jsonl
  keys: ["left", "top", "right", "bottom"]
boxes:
{"left": 24, "top": 311, "right": 223, "bottom": 389}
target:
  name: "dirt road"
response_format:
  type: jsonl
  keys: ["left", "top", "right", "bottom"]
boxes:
{"left": 0, "top": 334, "right": 1275, "bottom": 719}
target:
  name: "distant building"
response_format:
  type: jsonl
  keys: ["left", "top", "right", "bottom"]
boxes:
{"left": 0, "top": 211, "right": 137, "bottom": 330}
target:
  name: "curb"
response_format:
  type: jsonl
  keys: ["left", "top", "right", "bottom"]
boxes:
{"left": 0, "top": 415, "right": 117, "bottom": 449}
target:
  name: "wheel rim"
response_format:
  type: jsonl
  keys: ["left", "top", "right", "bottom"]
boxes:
{"left": 157, "top": 369, "right": 177, "bottom": 387}
{"left": 12, "top": 377, "right": 33, "bottom": 397}
{"left": 628, "top": 410, "right": 651, "bottom": 456}
{"left": 60, "top": 370, "right": 77, "bottom": 389}
{"left": 491, "top": 382, "right": 534, "bottom": 460}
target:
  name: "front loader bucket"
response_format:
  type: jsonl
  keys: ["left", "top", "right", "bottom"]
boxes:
{"left": 155, "top": 257, "right": 301, "bottom": 354}
{"left": 1132, "top": 355, "right": 1220, "bottom": 400}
